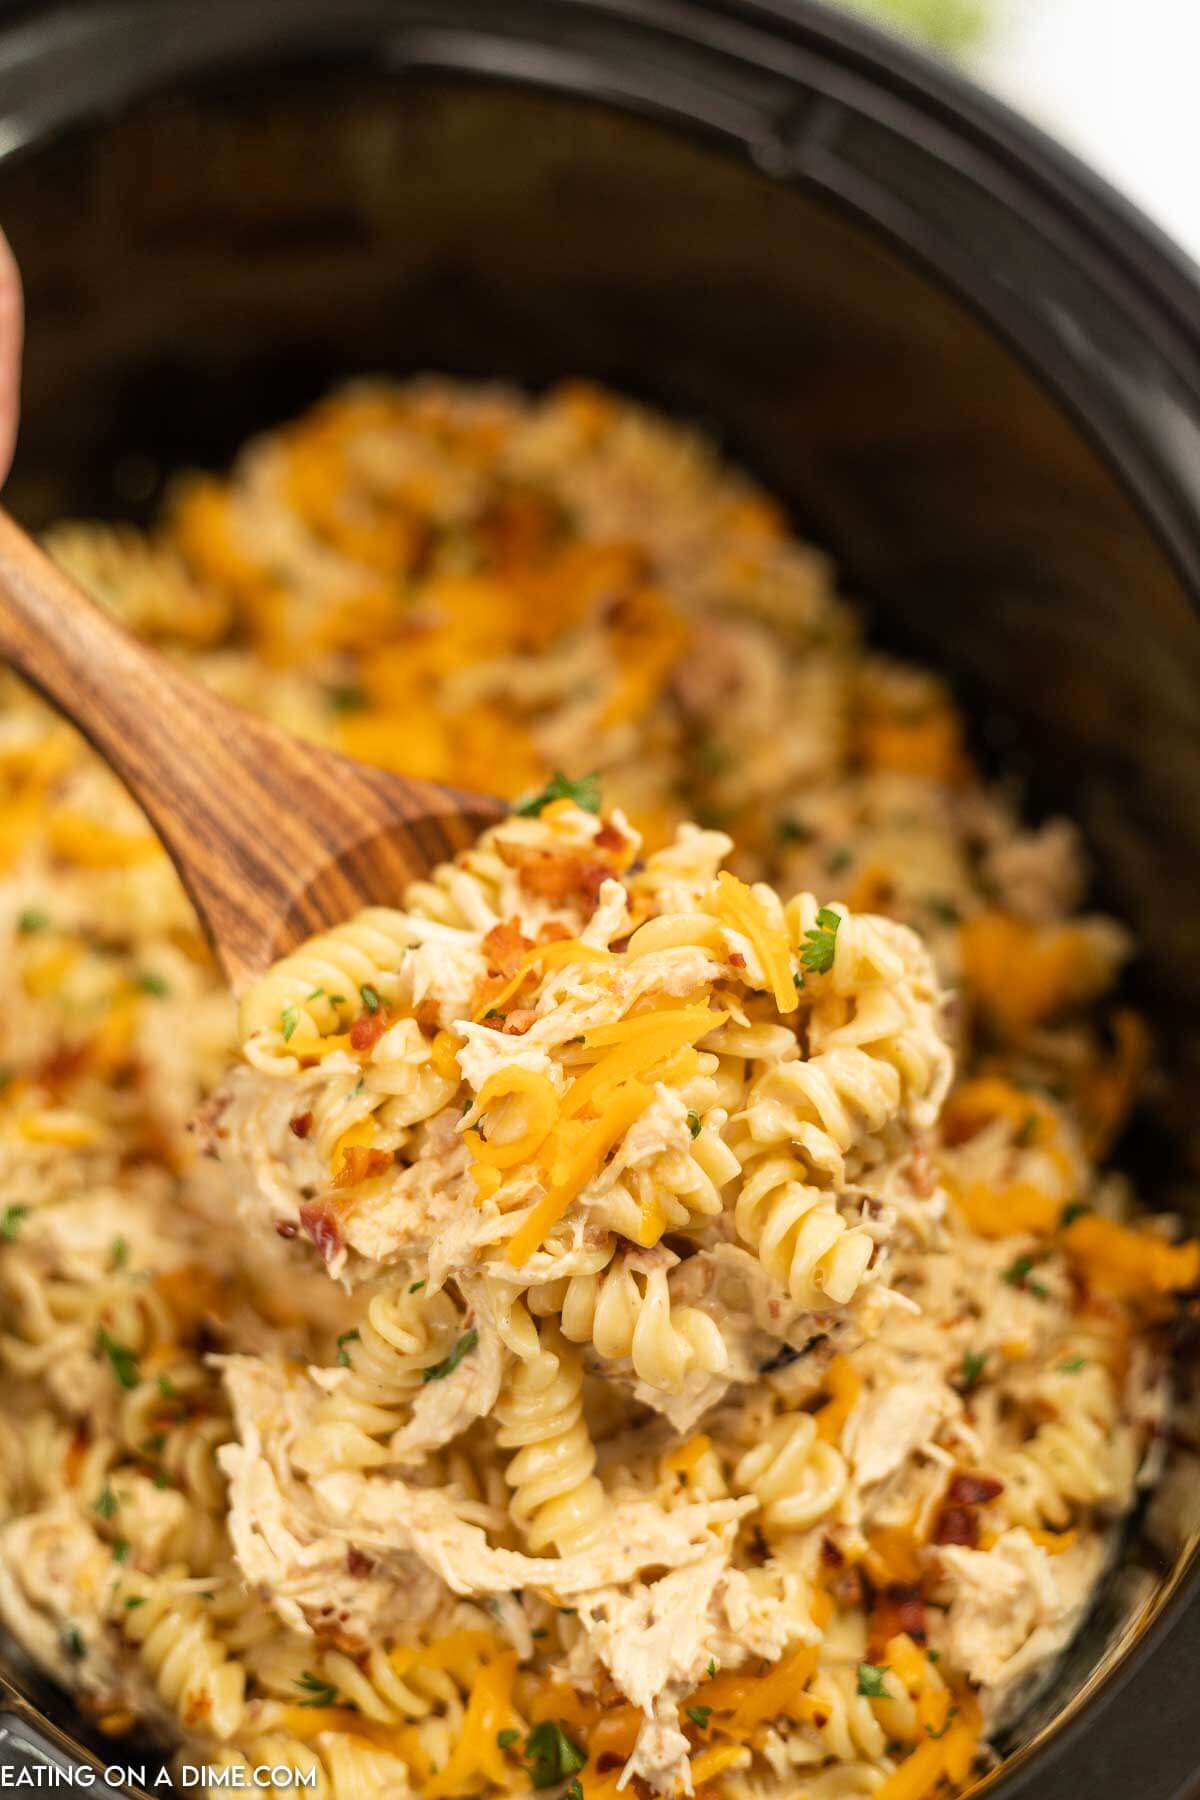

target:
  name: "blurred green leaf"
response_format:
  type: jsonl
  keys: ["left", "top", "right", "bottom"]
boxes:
{"left": 838, "top": 0, "right": 992, "bottom": 56}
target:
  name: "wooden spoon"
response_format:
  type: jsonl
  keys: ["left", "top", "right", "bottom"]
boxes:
{"left": 0, "top": 508, "right": 505, "bottom": 992}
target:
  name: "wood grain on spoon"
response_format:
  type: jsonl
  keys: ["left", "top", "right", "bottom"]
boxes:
{"left": 0, "top": 507, "right": 505, "bottom": 992}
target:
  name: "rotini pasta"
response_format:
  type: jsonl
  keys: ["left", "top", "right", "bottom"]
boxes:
{"left": 529, "top": 1251, "right": 728, "bottom": 1393}
{"left": 732, "top": 1412, "right": 848, "bottom": 1533}
{"left": 292, "top": 1280, "right": 463, "bottom": 1476}
{"left": 0, "top": 375, "right": 1189, "bottom": 1800}
{"left": 495, "top": 1325, "right": 608, "bottom": 1553}
{"left": 111, "top": 1565, "right": 246, "bottom": 1741}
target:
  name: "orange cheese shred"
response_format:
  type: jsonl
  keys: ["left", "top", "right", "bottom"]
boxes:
{"left": 506, "top": 1080, "right": 653, "bottom": 1265}
{"left": 714, "top": 871, "right": 798, "bottom": 1014}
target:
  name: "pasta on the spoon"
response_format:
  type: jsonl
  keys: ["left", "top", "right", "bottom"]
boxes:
{"left": 220, "top": 797, "right": 952, "bottom": 1410}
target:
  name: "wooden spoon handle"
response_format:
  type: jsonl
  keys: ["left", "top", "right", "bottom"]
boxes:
{"left": 0, "top": 507, "right": 501, "bottom": 989}
{"left": 0, "top": 504, "right": 236, "bottom": 800}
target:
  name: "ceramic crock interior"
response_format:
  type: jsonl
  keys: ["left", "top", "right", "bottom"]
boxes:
{"left": 1, "top": 60, "right": 1199, "bottom": 1791}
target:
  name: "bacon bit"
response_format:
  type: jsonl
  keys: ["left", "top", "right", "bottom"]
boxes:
{"left": 350, "top": 1006, "right": 393, "bottom": 1052}
{"left": 413, "top": 999, "right": 442, "bottom": 1035}
{"left": 820, "top": 1537, "right": 845, "bottom": 1568}
{"left": 946, "top": 1473, "right": 1004, "bottom": 1507}
{"left": 35, "top": 1041, "right": 92, "bottom": 1094}
{"left": 933, "top": 1473, "right": 1003, "bottom": 1547}
{"left": 482, "top": 917, "right": 535, "bottom": 975}
{"left": 299, "top": 1201, "right": 343, "bottom": 1263}
{"left": 933, "top": 1506, "right": 979, "bottom": 1548}
{"left": 475, "top": 485, "right": 566, "bottom": 571}
{"left": 346, "top": 1546, "right": 373, "bottom": 1578}
{"left": 64, "top": 1425, "right": 90, "bottom": 1487}
{"left": 728, "top": 951, "right": 746, "bottom": 969}
{"left": 275, "top": 1220, "right": 298, "bottom": 1240}
{"left": 501, "top": 1009, "right": 537, "bottom": 1036}
{"left": 499, "top": 842, "right": 612, "bottom": 914}
{"left": 829, "top": 1563, "right": 867, "bottom": 1612}
{"left": 470, "top": 917, "right": 535, "bottom": 1016}
{"left": 600, "top": 587, "right": 653, "bottom": 629}
{"left": 869, "top": 1585, "right": 927, "bottom": 1660}
{"left": 594, "top": 821, "right": 628, "bottom": 854}
{"left": 331, "top": 1147, "right": 393, "bottom": 1190}
{"left": 289, "top": 1112, "right": 313, "bottom": 1139}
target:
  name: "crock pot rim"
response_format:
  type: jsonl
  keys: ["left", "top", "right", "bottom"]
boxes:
{"left": 4, "top": 0, "right": 1200, "bottom": 629}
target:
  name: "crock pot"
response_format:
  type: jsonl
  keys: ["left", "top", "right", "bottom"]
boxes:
{"left": 0, "top": 2, "right": 1198, "bottom": 1795}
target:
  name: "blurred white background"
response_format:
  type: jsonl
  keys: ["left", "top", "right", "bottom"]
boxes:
{"left": 838, "top": 0, "right": 1200, "bottom": 264}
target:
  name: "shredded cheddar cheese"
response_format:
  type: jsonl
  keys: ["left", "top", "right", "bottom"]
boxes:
{"left": 468, "top": 1067, "right": 559, "bottom": 1171}
{"left": 714, "top": 872, "right": 798, "bottom": 1013}
{"left": 1062, "top": 1213, "right": 1200, "bottom": 1301}
{"left": 507, "top": 1079, "right": 653, "bottom": 1265}
{"left": 814, "top": 1355, "right": 861, "bottom": 1445}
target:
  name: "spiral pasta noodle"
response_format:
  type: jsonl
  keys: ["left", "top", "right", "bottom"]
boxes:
{"left": 732, "top": 1412, "right": 848, "bottom": 1533}
{"left": 240, "top": 908, "right": 428, "bottom": 1042}
{"left": 731, "top": 1149, "right": 875, "bottom": 1308}
{"left": 292, "top": 1281, "right": 463, "bottom": 1477}
{"left": 994, "top": 1415, "right": 1137, "bottom": 1530}
{"left": 528, "top": 1253, "right": 727, "bottom": 1393}
{"left": 494, "top": 1325, "right": 608, "bottom": 1553}
{"left": 111, "top": 1566, "right": 245, "bottom": 1740}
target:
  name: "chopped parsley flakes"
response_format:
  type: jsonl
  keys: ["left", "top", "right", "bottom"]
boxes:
{"left": 96, "top": 1328, "right": 140, "bottom": 1390}
{"left": 1003, "top": 1253, "right": 1050, "bottom": 1300}
{"left": 685, "top": 1706, "right": 712, "bottom": 1731}
{"left": 336, "top": 1329, "right": 361, "bottom": 1369}
{"left": 800, "top": 906, "right": 842, "bottom": 976}
{"left": 857, "top": 1663, "right": 890, "bottom": 1699}
{"left": 687, "top": 1111, "right": 702, "bottom": 1139}
{"left": 514, "top": 771, "right": 601, "bottom": 817}
{"left": 294, "top": 1671, "right": 339, "bottom": 1708}
{"left": 956, "top": 1350, "right": 989, "bottom": 1393}
{"left": 1, "top": 1204, "right": 28, "bottom": 1241}
{"left": 422, "top": 1330, "right": 478, "bottom": 1384}
{"left": 360, "top": 984, "right": 381, "bottom": 1013}
{"left": 280, "top": 1004, "right": 300, "bottom": 1042}
{"left": 523, "top": 1721, "right": 586, "bottom": 1789}
{"left": 327, "top": 683, "right": 367, "bottom": 715}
